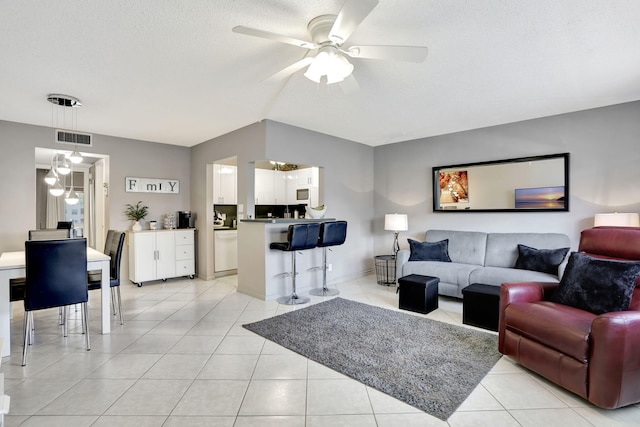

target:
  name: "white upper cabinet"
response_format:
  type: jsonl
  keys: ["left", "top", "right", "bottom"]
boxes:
{"left": 296, "top": 167, "right": 319, "bottom": 187}
{"left": 273, "top": 170, "right": 287, "bottom": 205}
{"left": 255, "top": 168, "right": 274, "bottom": 205}
{"left": 214, "top": 164, "right": 237, "bottom": 205}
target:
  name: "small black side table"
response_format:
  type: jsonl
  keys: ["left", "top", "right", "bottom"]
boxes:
{"left": 398, "top": 274, "right": 439, "bottom": 314}
{"left": 462, "top": 283, "right": 501, "bottom": 331}
{"left": 374, "top": 255, "right": 396, "bottom": 285}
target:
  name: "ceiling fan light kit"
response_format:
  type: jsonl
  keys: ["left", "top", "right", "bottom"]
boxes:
{"left": 303, "top": 45, "right": 354, "bottom": 84}
{"left": 233, "top": 0, "right": 427, "bottom": 86}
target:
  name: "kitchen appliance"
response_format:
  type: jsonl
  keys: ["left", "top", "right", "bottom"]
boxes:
{"left": 177, "top": 211, "right": 194, "bottom": 228}
{"left": 296, "top": 188, "right": 309, "bottom": 201}
{"left": 215, "top": 229, "right": 238, "bottom": 272}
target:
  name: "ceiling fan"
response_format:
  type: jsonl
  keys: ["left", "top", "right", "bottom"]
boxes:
{"left": 233, "top": 0, "right": 428, "bottom": 85}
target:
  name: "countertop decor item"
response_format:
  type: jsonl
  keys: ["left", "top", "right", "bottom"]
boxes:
{"left": 307, "top": 205, "right": 326, "bottom": 219}
{"left": 125, "top": 201, "right": 148, "bottom": 231}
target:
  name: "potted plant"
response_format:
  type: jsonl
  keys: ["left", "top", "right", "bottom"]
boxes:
{"left": 125, "top": 201, "right": 148, "bottom": 231}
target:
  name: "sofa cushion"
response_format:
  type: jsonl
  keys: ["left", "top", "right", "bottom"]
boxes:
{"left": 484, "top": 232, "right": 570, "bottom": 268}
{"left": 469, "top": 266, "right": 559, "bottom": 287}
{"left": 402, "top": 261, "right": 478, "bottom": 290}
{"left": 551, "top": 252, "right": 640, "bottom": 314}
{"left": 515, "top": 244, "right": 570, "bottom": 275}
{"left": 407, "top": 239, "right": 451, "bottom": 262}
{"left": 425, "top": 230, "right": 487, "bottom": 265}
{"left": 504, "top": 300, "right": 595, "bottom": 363}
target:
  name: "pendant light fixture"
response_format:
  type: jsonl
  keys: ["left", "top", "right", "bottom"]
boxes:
{"left": 69, "top": 149, "right": 83, "bottom": 164}
{"left": 49, "top": 178, "right": 65, "bottom": 197}
{"left": 44, "top": 156, "right": 58, "bottom": 185}
{"left": 65, "top": 164, "right": 79, "bottom": 205}
{"left": 47, "top": 94, "right": 83, "bottom": 166}
{"left": 56, "top": 153, "right": 71, "bottom": 175}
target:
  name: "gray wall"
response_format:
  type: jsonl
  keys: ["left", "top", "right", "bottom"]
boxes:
{"left": 190, "top": 122, "right": 268, "bottom": 279}
{"left": 0, "top": 120, "right": 191, "bottom": 265}
{"left": 190, "top": 120, "right": 375, "bottom": 282}
{"left": 373, "top": 101, "right": 640, "bottom": 254}
{"left": 3, "top": 100, "right": 639, "bottom": 286}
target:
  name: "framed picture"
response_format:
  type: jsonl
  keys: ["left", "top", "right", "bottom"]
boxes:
{"left": 515, "top": 186, "right": 565, "bottom": 209}
{"left": 439, "top": 170, "right": 469, "bottom": 203}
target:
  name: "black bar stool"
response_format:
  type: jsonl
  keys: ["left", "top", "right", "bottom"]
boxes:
{"left": 270, "top": 223, "right": 321, "bottom": 305}
{"left": 309, "top": 221, "right": 347, "bottom": 297}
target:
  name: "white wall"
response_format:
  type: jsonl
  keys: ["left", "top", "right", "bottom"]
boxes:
{"left": 373, "top": 101, "right": 640, "bottom": 254}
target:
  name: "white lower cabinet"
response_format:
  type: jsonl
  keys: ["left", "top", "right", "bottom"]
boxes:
{"left": 128, "top": 229, "right": 195, "bottom": 286}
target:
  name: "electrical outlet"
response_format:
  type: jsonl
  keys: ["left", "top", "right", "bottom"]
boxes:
{"left": 328, "top": 264, "right": 333, "bottom": 272}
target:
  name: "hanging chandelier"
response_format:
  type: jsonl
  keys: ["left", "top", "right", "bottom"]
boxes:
{"left": 43, "top": 94, "right": 83, "bottom": 200}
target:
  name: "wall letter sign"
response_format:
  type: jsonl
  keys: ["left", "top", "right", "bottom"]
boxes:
{"left": 125, "top": 177, "right": 180, "bottom": 194}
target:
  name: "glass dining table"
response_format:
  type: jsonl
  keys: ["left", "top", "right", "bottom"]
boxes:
{"left": 0, "top": 247, "right": 111, "bottom": 357}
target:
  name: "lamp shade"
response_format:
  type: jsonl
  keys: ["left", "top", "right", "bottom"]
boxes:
{"left": 304, "top": 45, "right": 354, "bottom": 84}
{"left": 594, "top": 212, "right": 640, "bottom": 227}
{"left": 384, "top": 213, "right": 408, "bottom": 232}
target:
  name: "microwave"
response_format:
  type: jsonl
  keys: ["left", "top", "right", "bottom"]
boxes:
{"left": 296, "top": 188, "right": 309, "bottom": 201}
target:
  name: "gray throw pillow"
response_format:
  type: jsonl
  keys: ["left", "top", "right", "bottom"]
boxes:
{"left": 551, "top": 252, "right": 640, "bottom": 315}
{"left": 514, "top": 244, "right": 570, "bottom": 275}
{"left": 407, "top": 239, "right": 452, "bottom": 262}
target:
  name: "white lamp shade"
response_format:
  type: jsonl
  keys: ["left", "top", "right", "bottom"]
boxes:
{"left": 49, "top": 179, "right": 64, "bottom": 197}
{"left": 56, "top": 155, "right": 71, "bottom": 175}
{"left": 69, "top": 150, "right": 83, "bottom": 164}
{"left": 385, "top": 213, "right": 408, "bottom": 231}
{"left": 304, "top": 46, "right": 354, "bottom": 85}
{"left": 65, "top": 189, "right": 80, "bottom": 205}
{"left": 594, "top": 212, "right": 640, "bottom": 227}
{"left": 44, "top": 168, "right": 58, "bottom": 185}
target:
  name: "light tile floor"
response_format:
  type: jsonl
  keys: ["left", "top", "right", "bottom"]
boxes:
{"left": 3, "top": 275, "right": 640, "bottom": 426}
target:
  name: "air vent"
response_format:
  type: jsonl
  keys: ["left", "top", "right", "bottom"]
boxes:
{"left": 55, "top": 129, "right": 92, "bottom": 146}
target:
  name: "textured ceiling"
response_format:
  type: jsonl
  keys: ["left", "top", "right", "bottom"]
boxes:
{"left": 1, "top": 1, "right": 639, "bottom": 147}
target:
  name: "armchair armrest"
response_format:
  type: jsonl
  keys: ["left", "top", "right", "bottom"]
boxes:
{"left": 499, "top": 281, "right": 560, "bottom": 351}
{"left": 395, "top": 249, "right": 410, "bottom": 280}
{"left": 589, "top": 310, "right": 640, "bottom": 408}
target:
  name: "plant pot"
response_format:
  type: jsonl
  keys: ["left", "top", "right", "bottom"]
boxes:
{"left": 132, "top": 220, "right": 142, "bottom": 231}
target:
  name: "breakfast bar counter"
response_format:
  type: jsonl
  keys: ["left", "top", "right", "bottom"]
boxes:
{"left": 237, "top": 218, "right": 335, "bottom": 300}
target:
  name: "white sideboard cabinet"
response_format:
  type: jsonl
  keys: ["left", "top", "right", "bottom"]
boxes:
{"left": 128, "top": 229, "right": 195, "bottom": 287}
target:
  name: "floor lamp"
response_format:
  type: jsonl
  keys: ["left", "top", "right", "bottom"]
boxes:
{"left": 385, "top": 213, "right": 408, "bottom": 257}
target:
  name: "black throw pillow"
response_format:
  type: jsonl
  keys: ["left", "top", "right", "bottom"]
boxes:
{"left": 408, "top": 239, "right": 452, "bottom": 262}
{"left": 551, "top": 252, "right": 640, "bottom": 315}
{"left": 514, "top": 244, "right": 570, "bottom": 275}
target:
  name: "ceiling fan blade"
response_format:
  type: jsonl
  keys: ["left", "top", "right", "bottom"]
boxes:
{"left": 233, "top": 26, "right": 317, "bottom": 49}
{"left": 263, "top": 57, "right": 315, "bottom": 84}
{"left": 329, "top": 0, "right": 379, "bottom": 44}
{"left": 346, "top": 45, "right": 429, "bottom": 62}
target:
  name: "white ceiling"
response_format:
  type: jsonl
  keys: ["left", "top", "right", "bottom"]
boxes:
{"left": 1, "top": 1, "right": 639, "bottom": 148}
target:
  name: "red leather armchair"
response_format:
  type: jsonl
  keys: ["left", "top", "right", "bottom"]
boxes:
{"left": 499, "top": 226, "right": 640, "bottom": 409}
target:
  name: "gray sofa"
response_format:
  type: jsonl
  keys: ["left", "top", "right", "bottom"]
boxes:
{"left": 396, "top": 229, "right": 571, "bottom": 298}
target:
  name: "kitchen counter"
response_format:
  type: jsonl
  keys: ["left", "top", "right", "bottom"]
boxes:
{"left": 214, "top": 226, "right": 237, "bottom": 230}
{"left": 237, "top": 220, "right": 335, "bottom": 300}
{"left": 240, "top": 218, "right": 335, "bottom": 224}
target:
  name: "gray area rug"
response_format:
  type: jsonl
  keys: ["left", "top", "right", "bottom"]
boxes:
{"left": 243, "top": 297, "right": 501, "bottom": 421}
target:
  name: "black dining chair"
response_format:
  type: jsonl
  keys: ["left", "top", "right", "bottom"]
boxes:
{"left": 88, "top": 231, "right": 126, "bottom": 325}
{"left": 10, "top": 228, "right": 72, "bottom": 303}
{"left": 23, "top": 238, "right": 90, "bottom": 366}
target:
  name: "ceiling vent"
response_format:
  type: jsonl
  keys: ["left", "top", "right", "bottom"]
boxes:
{"left": 55, "top": 129, "right": 93, "bottom": 147}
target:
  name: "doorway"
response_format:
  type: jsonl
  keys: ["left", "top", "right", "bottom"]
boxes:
{"left": 35, "top": 147, "right": 109, "bottom": 249}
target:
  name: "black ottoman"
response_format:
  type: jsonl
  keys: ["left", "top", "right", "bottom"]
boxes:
{"left": 398, "top": 274, "right": 439, "bottom": 314}
{"left": 462, "top": 283, "right": 501, "bottom": 331}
